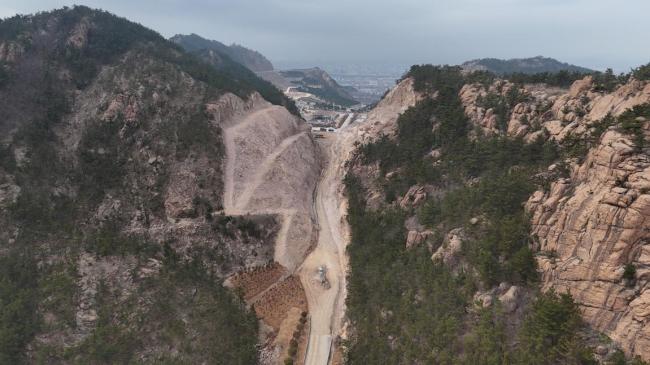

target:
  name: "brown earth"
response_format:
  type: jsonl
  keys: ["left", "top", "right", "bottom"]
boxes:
{"left": 252, "top": 275, "right": 308, "bottom": 330}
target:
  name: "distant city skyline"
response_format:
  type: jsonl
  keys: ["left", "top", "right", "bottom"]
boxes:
{"left": 1, "top": 0, "right": 648, "bottom": 73}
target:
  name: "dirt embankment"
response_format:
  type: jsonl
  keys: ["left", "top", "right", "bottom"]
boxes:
{"left": 219, "top": 93, "right": 320, "bottom": 271}
{"left": 217, "top": 91, "right": 320, "bottom": 364}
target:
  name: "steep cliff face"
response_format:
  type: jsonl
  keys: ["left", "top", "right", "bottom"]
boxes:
{"left": 460, "top": 75, "right": 650, "bottom": 144}
{"left": 526, "top": 92, "right": 650, "bottom": 359}
{"left": 458, "top": 75, "right": 650, "bottom": 360}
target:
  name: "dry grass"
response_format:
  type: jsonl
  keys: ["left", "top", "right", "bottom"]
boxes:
{"left": 228, "top": 262, "right": 288, "bottom": 301}
{"left": 252, "top": 275, "right": 308, "bottom": 329}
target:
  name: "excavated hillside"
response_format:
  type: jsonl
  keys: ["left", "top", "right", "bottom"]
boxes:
{"left": 342, "top": 65, "right": 650, "bottom": 363}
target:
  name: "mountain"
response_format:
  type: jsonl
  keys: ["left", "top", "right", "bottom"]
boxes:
{"left": 0, "top": 6, "right": 317, "bottom": 363}
{"left": 170, "top": 33, "right": 297, "bottom": 114}
{"left": 171, "top": 33, "right": 273, "bottom": 72}
{"left": 339, "top": 65, "right": 650, "bottom": 363}
{"left": 172, "top": 34, "right": 359, "bottom": 106}
{"left": 277, "top": 67, "right": 359, "bottom": 106}
{"left": 462, "top": 56, "right": 593, "bottom": 75}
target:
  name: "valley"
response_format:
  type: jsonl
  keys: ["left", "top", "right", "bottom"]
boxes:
{"left": 300, "top": 127, "right": 353, "bottom": 365}
{"left": 2, "top": 5, "right": 650, "bottom": 365}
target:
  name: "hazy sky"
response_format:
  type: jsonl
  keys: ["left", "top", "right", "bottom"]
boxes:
{"left": 1, "top": 0, "right": 648, "bottom": 72}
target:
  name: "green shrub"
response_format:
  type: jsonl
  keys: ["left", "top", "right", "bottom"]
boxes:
{"left": 85, "top": 220, "right": 159, "bottom": 257}
{"left": 515, "top": 290, "right": 595, "bottom": 364}
{"left": 461, "top": 307, "right": 508, "bottom": 365}
{"left": 633, "top": 62, "right": 650, "bottom": 81}
{"left": 504, "top": 70, "right": 593, "bottom": 88}
{"left": 78, "top": 119, "right": 127, "bottom": 202}
{"left": 623, "top": 264, "right": 636, "bottom": 282}
{"left": 0, "top": 249, "right": 41, "bottom": 364}
{"left": 345, "top": 174, "right": 469, "bottom": 364}
{"left": 617, "top": 104, "right": 649, "bottom": 149}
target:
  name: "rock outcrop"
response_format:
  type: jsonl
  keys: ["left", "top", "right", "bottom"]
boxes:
{"left": 360, "top": 77, "right": 423, "bottom": 141}
{"left": 460, "top": 75, "right": 650, "bottom": 147}
{"left": 527, "top": 126, "right": 650, "bottom": 360}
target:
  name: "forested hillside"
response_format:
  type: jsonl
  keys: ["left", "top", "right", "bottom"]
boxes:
{"left": 0, "top": 6, "right": 284, "bottom": 363}
{"left": 462, "top": 56, "right": 593, "bottom": 75}
{"left": 171, "top": 33, "right": 274, "bottom": 72}
{"left": 171, "top": 33, "right": 297, "bottom": 114}
{"left": 343, "top": 64, "right": 650, "bottom": 364}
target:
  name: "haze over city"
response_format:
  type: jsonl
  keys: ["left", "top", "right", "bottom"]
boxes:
{"left": 1, "top": 0, "right": 648, "bottom": 72}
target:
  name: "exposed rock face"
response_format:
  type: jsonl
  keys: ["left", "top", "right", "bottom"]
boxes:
{"left": 406, "top": 229, "right": 433, "bottom": 249}
{"left": 431, "top": 228, "right": 464, "bottom": 266}
{"left": 400, "top": 185, "right": 428, "bottom": 209}
{"left": 66, "top": 18, "right": 89, "bottom": 48}
{"left": 474, "top": 283, "right": 525, "bottom": 314}
{"left": 460, "top": 76, "right": 650, "bottom": 148}
{"left": 588, "top": 79, "right": 650, "bottom": 121}
{"left": 221, "top": 93, "right": 320, "bottom": 271}
{"left": 338, "top": 77, "right": 424, "bottom": 209}
{"left": 527, "top": 126, "right": 650, "bottom": 360}
{"left": 360, "top": 77, "right": 423, "bottom": 141}
{"left": 459, "top": 82, "right": 498, "bottom": 134}
{"left": 459, "top": 80, "right": 546, "bottom": 139}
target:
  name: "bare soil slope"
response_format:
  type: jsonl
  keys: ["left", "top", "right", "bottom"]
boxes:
{"left": 222, "top": 95, "right": 320, "bottom": 271}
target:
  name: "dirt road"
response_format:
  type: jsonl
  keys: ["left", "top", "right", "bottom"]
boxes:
{"left": 300, "top": 130, "right": 354, "bottom": 365}
{"left": 220, "top": 96, "right": 357, "bottom": 364}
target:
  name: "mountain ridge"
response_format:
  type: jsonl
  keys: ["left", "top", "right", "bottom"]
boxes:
{"left": 462, "top": 55, "right": 593, "bottom": 75}
{"left": 170, "top": 33, "right": 274, "bottom": 72}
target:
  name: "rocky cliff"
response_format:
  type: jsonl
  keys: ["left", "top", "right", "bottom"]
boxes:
{"left": 343, "top": 64, "right": 650, "bottom": 363}
{"left": 525, "top": 79, "right": 650, "bottom": 359}
{"left": 460, "top": 72, "right": 650, "bottom": 360}
{"left": 360, "top": 77, "right": 423, "bottom": 141}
